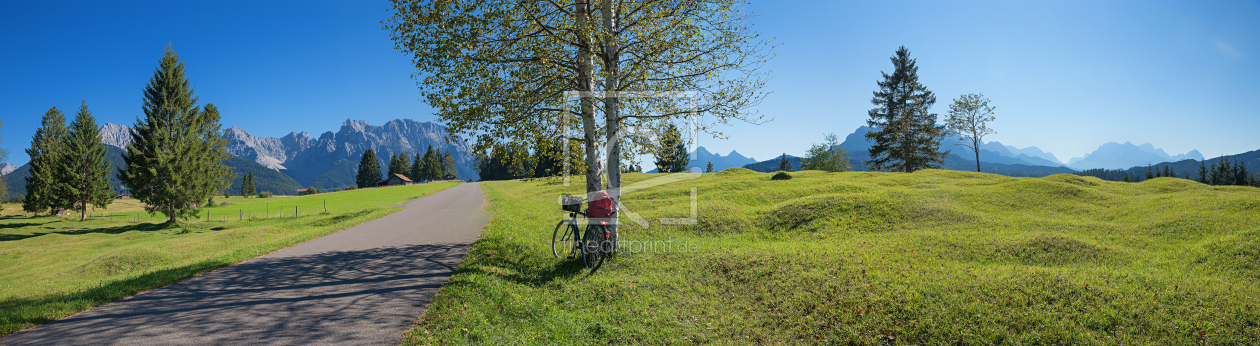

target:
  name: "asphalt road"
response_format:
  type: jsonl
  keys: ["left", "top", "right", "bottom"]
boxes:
{"left": 1, "top": 182, "right": 490, "bottom": 346}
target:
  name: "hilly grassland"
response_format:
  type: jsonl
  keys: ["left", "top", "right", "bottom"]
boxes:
{"left": 0, "top": 181, "right": 460, "bottom": 336}
{"left": 407, "top": 169, "right": 1260, "bottom": 345}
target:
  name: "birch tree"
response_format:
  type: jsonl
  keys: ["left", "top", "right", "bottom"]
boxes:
{"left": 946, "top": 93, "right": 996, "bottom": 172}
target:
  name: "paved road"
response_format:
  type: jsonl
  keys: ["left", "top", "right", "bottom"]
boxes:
{"left": 2, "top": 183, "right": 490, "bottom": 346}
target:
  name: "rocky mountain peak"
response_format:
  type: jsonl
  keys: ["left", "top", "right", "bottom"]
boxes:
{"left": 99, "top": 123, "right": 133, "bottom": 149}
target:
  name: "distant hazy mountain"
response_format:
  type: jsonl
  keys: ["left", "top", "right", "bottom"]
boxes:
{"left": 691, "top": 146, "right": 757, "bottom": 171}
{"left": 1067, "top": 142, "right": 1203, "bottom": 170}
{"left": 223, "top": 119, "right": 478, "bottom": 187}
{"left": 838, "top": 126, "right": 1068, "bottom": 168}
{"left": 0, "top": 163, "right": 15, "bottom": 176}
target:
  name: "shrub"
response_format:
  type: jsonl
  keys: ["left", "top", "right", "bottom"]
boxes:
{"left": 258, "top": 191, "right": 273, "bottom": 198}
{"left": 771, "top": 171, "right": 792, "bottom": 180}
{"left": 333, "top": 188, "right": 341, "bottom": 192}
{"left": 345, "top": 186, "right": 357, "bottom": 191}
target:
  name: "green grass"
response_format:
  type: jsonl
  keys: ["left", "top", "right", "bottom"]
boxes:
{"left": 405, "top": 170, "right": 1260, "bottom": 345}
{"left": 0, "top": 181, "right": 460, "bottom": 336}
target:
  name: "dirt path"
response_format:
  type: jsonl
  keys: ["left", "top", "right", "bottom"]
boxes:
{"left": 1, "top": 183, "right": 489, "bottom": 346}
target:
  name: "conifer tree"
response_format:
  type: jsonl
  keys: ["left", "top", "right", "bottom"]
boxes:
{"left": 653, "top": 123, "right": 689, "bottom": 173}
{"left": 1144, "top": 164, "right": 1154, "bottom": 180}
{"left": 778, "top": 154, "right": 792, "bottom": 172}
{"left": 1197, "top": 161, "right": 1208, "bottom": 184}
{"left": 24, "top": 107, "right": 69, "bottom": 215}
{"left": 0, "top": 120, "right": 7, "bottom": 204}
{"left": 394, "top": 152, "right": 412, "bottom": 179}
{"left": 706, "top": 162, "right": 714, "bottom": 173}
{"left": 443, "top": 149, "right": 458, "bottom": 179}
{"left": 419, "top": 145, "right": 435, "bottom": 181}
{"left": 427, "top": 147, "right": 444, "bottom": 180}
{"left": 410, "top": 151, "right": 423, "bottom": 182}
{"left": 1122, "top": 172, "right": 1131, "bottom": 182}
{"left": 356, "top": 148, "right": 382, "bottom": 188}
{"left": 119, "top": 48, "right": 233, "bottom": 223}
{"left": 241, "top": 172, "right": 256, "bottom": 197}
{"left": 60, "top": 101, "right": 115, "bottom": 221}
{"left": 866, "top": 46, "right": 948, "bottom": 173}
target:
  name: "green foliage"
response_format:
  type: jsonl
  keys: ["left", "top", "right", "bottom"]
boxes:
{"left": 946, "top": 93, "right": 997, "bottom": 172}
{"left": 443, "top": 149, "right": 458, "bottom": 180}
{"left": 118, "top": 47, "right": 233, "bottom": 223}
{"left": 770, "top": 170, "right": 792, "bottom": 180}
{"left": 653, "top": 124, "right": 690, "bottom": 173}
{"left": 388, "top": 151, "right": 412, "bottom": 180}
{"left": 58, "top": 101, "right": 115, "bottom": 221}
{"left": 865, "top": 46, "right": 948, "bottom": 173}
{"left": 407, "top": 172, "right": 1260, "bottom": 345}
{"left": 427, "top": 147, "right": 443, "bottom": 181}
{"left": 24, "top": 107, "right": 68, "bottom": 215}
{"left": 0, "top": 119, "right": 6, "bottom": 201}
{"left": 777, "top": 154, "right": 793, "bottom": 172}
{"left": 257, "top": 191, "right": 273, "bottom": 198}
{"left": 419, "top": 146, "right": 436, "bottom": 182}
{"left": 476, "top": 145, "right": 530, "bottom": 181}
{"left": 409, "top": 151, "right": 423, "bottom": 183}
{"left": 705, "top": 162, "right": 713, "bottom": 173}
{"left": 800, "top": 133, "right": 852, "bottom": 172}
{"left": 345, "top": 185, "right": 356, "bottom": 191}
{"left": 240, "top": 172, "right": 255, "bottom": 197}
{"left": 355, "top": 148, "right": 381, "bottom": 188}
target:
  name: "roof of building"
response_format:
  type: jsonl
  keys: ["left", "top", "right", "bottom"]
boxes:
{"left": 391, "top": 173, "right": 413, "bottom": 182}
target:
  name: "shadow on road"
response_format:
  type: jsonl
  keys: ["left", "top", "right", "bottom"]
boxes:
{"left": 1, "top": 243, "right": 471, "bottom": 346}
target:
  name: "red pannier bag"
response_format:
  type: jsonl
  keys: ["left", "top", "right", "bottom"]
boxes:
{"left": 587, "top": 191, "right": 615, "bottom": 218}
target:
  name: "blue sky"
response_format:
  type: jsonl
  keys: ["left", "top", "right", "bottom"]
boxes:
{"left": 2, "top": 0, "right": 1258, "bottom": 166}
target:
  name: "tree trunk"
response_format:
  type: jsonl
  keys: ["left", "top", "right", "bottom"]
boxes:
{"left": 974, "top": 138, "right": 981, "bottom": 172}
{"left": 601, "top": 0, "right": 622, "bottom": 246}
{"left": 576, "top": 0, "right": 602, "bottom": 195}
{"left": 80, "top": 207, "right": 86, "bottom": 222}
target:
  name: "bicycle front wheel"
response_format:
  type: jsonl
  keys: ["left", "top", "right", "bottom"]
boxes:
{"left": 582, "top": 224, "right": 609, "bottom": 271}
{"left": 552, "top": 220, "right": 577, "bottom": 259}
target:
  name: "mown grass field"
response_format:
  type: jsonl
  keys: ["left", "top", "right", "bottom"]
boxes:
{"left": 406, "top": 169, "right": 1260, "bottom": 345}
{"left": 0, "top": 181, "right": 460, "bottom": 336}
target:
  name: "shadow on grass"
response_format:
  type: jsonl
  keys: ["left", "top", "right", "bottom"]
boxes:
{"left": 0, "top": 222, "right": 174, "bottom": 243}
{"left": 450, "top": 232, "right": 591, "bottom": 288}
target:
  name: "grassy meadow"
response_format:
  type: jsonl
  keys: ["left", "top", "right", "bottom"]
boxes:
{"left": 405, "top": 169, "right": 1260, "bottom": 345}
{"left": 0, "top": 181, "right": 460, "bottom": 336}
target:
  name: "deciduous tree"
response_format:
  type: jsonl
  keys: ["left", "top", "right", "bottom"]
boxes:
{"left": 801, "top": 133, "right": 851, "bottom": 172}
{"left": 945, "top": 93, "right": 996, "bottom": 172}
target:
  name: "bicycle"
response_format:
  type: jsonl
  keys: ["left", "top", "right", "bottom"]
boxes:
{"left": 553, "top": 194, "right": 613, "bottom": 270}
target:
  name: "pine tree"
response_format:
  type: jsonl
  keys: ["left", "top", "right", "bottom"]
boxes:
{"left": 865, "top": 46, "right": 948, "bottom": 173}
{"left": 24, "top": 107, "right": 69, "bottom": 215}
{"left": 1122, "top": 172, "right": 1131, "bottom": 182}
{"left": 653, "top": 123, "right": 689, "bottom": 173}
{"left": 394, "top": 152, "right": 412, "bottom": 180}
{"left": 1235, "top": 160, "right": 1249, "bottom": 187}
{"left": 706, "top": 162, "right": 714, "bottom": 173}
{"left": 241, "top": 172, "right": 256, "bottom": 197}
{"left": 777, "top": 154, "right": 792, "bottom": 172}
{"left": 59, "top": 101, "right": 115, "bottom": 221}
{"left": 1144, "top": 164, "right": 1154, "bottom": 180}
{"left": 1164, "top": 165, "right": 1174, "bottom": 178}
{"left": 119, "top": 47, "right": 233, "bottom": 223}
{"left": 356, "top": 148, "right": 382, "bottom": 188}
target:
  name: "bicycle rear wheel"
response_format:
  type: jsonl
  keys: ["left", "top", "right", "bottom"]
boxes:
{"left": 582, "top": 224, "right": 609, "bottom": 270}
{"left": 552, "top": 220, "right": 577, "bottom": 259}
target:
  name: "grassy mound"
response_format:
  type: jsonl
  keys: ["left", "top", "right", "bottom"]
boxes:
{"left": 406, "top": 171, "right": 1260, "bottom": 344}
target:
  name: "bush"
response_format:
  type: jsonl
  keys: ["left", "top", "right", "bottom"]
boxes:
{"left": 345, "top": 186, "right": 357, "bottom": 191}
{"left": 771, "top": 171, "right": 792, "bottom": 180}
{"left": 4, "top": 195, "right": 25, "bottom": 204}
{"left": 333, "top": 188, "right": 342, "bottom": 192}
{"left": 258, "top": 191, "right": 273, "bottom": 198}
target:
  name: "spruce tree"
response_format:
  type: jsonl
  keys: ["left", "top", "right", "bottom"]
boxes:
{"left": 24, "top": 107, "right": 69, "bottom": 215}
{"left": 241, "top": 172, "right": 256, "bottom": 197}
{"left": 865, "top": 46, "right": 948, "bottom": 173}
{"left": 410, "top": 151, "right": 423, "bottom": 182}
{"left": 443, "top": 149, "right": 458, "bottom": 179}
{"left": 1144, "top": 165, "right": 1154, "bottom": 180}
{"left": 653, "top": 123, "right": 689, "bottom": 173}
{"left": 356, "top": 148, "right": 382, "bottom": 188}
{"left": 436, "top": 149, "right": 449, "bottom": 180}
{"left": 59, "top": 101, "right": 115, "bottom": 221}
{"left": 119, "top": 47, "right": 233, "bottom": 223}
{"left": 428, "top": 147, "right": 444, "bottom": 180}
{"left": 778, "top": 154, "right": 792, "bottom": 172}
{"left": 1197, "top": 161, "right": 1208, "bottom": 184}
{"left": 1122, "top": 172, "right": 1131, "bottom": 182}
{"left": 394, "top": 152, "right": 412, "bottom": 179}
{"left": 706, "top": 162, "right": 713, "bottom": 173}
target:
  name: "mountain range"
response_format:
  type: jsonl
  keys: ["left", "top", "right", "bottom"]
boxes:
{"left": 3, "top": 119, "right": 478, "bottom": 198}
{"left": 1066, "top": 142, "right": 1203, "bottom": 170}
{"left": 0, "top": 163, "right": 15, "bottom": 176}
